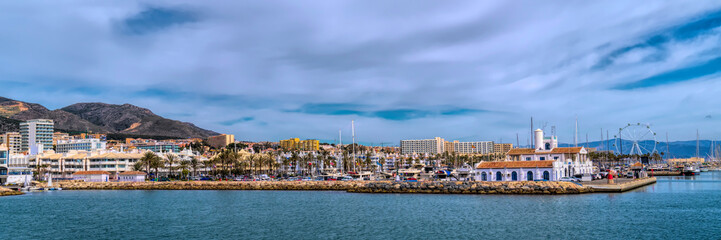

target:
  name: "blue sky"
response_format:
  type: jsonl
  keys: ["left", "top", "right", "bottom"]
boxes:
{"left": 1, "top": 1, "right": 721, "bottom": 145}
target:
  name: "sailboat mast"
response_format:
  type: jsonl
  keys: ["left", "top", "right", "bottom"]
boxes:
{"left": 696, "top": 129, "right": 700, "bottom": 158}
{"left": 352, "top": 120, "right": 355, "bottom": 172}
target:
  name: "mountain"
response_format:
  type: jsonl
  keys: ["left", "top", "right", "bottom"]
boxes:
{"left": 558, "top": 139, "right": 719, "bottom": 159}
{"left": 0, "top": 97, "right": 218, "bottom": 138}
{"left": 61, "top": 103, "right": 217, "bottom": 138}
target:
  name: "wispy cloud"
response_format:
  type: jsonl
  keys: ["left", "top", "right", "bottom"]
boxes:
{"left": 1, "top": 1, "right": 721, "bottom": 142}
{"left": 119, "top": 7, "right": 198, "bottom": 35}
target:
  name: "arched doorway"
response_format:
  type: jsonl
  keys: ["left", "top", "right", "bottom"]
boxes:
{"left": 495, "top": 171, "right": 502, "bottom": 181}
{"left": 527, "top": 171, "right": 533, "bottom": 181}
{"left": 511, "top": 171, "right": 518, "bottom": 181}
{"left": 481, "top": 172, "right": 487, "bottom": 181}
{"left": 543, "top": 171, "right": 550, "bottom": 180}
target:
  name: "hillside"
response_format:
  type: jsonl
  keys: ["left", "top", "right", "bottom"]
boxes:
{"left": 0, "top": 97, "right": 218, "bottom": 138}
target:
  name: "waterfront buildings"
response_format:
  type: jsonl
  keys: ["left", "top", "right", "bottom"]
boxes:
{"left": 493, "top": 143, "right": 513, "bottom": 154}
{"left": 452, "top": 141, "right": 494, "bottom": 154}
{"left": 56, "top": 138, "right": 107, "bottom": 153}
{"left": 280, "top": 138, "right": 320, "bottom": 151}
{"left": 475, "top": 129, "right": 592, "bottom": 181}
{"left": 400, "top": 137, "right": 445, "bottom": 154}
{"left": 207, "top": 134, "right": 235, "bottom": 149}
{"left": 134, "top": 142, "right": 180, "bottom": 153}
{"left": 0, "top": 132, "right": 21, "bottom": 154}
{"left": 0, "top": 147, "right": 32, "bottom": 185}
{"left": 72, "top": 171, "right": 110, "bottom": 182}
{"left": 476, "top": 160, "right": 556, "bottom": 181}
{"left": 667, "top": 157, "right": 704, "bottom": 164}
{"left": 118, "top": 171, "right": 146, "bottom": 182}
{"left": 20, "top": 119, "right": 54, "bottom": 154}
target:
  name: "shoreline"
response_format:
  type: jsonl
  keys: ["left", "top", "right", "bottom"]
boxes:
{"left": 24, "top": 177, "right": 656, "bottom": 195}
{"left": 38, "top": 180, "right": 592, "bottom": 194}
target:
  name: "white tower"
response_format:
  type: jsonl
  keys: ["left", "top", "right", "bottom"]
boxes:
{"left": 534, "top": 129, "right": 543, "bottom": 150}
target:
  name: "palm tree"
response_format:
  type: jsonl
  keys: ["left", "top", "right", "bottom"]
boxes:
{"left": 139, "top": 151, "right": 160, "bottom": 180}
{"left": 165, "top": 153, "right": 178, "bottom": 179}
{"left": 190, "top": 156, "right": 199, "bottom": 178}
{"left": 179, "top": 160, "right": 190, "bottom": 180}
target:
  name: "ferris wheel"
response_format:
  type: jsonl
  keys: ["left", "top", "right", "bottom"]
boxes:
{"left": 615, "top": 123, "right": 657, "bottom": 155}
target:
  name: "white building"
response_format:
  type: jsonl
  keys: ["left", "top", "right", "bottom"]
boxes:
{"left": 20, "top": 119, "right": 54, "bottom": 154}
{"left": 118, "top": 171, "right": 146, "bottom": 182}
{"left": 400, "top": 137, "right": 445, "bottom": 154}
{"left": 72, "top": 171, "right": 110, "bottom": 182}
{"left": 452, "top": 141, "right": 494, "bottom": 154}
{"left": 474, "top": 129, "right": 593, "bottom": 181}
{"left": 56, "top": 138, "right": 107, "bottom": 153}
{"left": 475, "top": 160, "right": 557, "bottom": 181}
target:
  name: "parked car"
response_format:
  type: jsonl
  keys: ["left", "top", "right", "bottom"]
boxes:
{"left": 287, "top": 177, "right": 299, "bottom": 181}
{"left": 301, "top": 177, "right": 312, "bottom": 181}
{"left": 559, "top": 177, "right": 579, "bottom": 182}
{"left": 190, "top": 176, "right": 201, "bottom": 181}
{"left": 404, "top": 177, "right": 418, "bottom": 182}
{"left": 340, "top": 176, "right": 354, "bottom": 181}
{"left": 200, "top": 176, "right": 213, "bottom": 181}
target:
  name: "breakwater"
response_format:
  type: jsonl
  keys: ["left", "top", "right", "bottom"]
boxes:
{"left": 585, "top": 177, "right": 657, "bottom": 192}
{"left": 0, "top": 187, "right": 23, "bottom": 197}
{"left": 40, "top": 180, "right": 366, "bottom": 191}
{"left": 40, "top": 180, "right": 592, "bottom": 194}
{"left": 350, "top": 181, "right": 591, "bottom": 194}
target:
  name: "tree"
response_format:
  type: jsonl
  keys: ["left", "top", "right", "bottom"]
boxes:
{"left": 179, "top": 160, "right": 190, "bottom": 180}
{"left": 139, "top": 151, "right": 161, "bottom": 180}
{"left": 165, "top": 153, "right": 178, "bottom": 179}
{"left": 190, "top": 156, "right": 199, "bottom": 178}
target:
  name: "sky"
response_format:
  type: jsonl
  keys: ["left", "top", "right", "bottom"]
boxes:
{"left": 1, "top": 1, "right": 721, "bottom": 145}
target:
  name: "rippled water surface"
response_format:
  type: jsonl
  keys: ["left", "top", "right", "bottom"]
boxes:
{"left": 2, "top": 172, "right": 721, "bottom": 239}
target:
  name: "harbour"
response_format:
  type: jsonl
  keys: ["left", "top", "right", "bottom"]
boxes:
{"left": 2, "top": 172, "right": 720, "bottom": 239}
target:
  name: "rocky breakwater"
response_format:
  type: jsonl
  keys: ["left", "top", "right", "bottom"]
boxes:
{"left": 41, "top": 180, "right": 367, "bottom": 191}
{"left": 350, "top": 181, "right": 592, "bottom": 194}
{"left": 0, "top": 187, "right": 23, "bottom": 197}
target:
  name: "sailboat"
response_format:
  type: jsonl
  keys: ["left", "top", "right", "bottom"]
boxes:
{"left": 44, "top": 173, "right": 62, "bottom": 191}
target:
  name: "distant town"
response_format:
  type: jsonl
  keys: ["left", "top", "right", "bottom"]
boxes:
{"left": 1, "top": 118, "right": 718, "bottom": 187}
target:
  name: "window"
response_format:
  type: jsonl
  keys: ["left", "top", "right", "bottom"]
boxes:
{"left": 481, "top": 172, "right": 487, "bottom": 181}
{"left": 543, "top": 171, "right": 550, "bottom": 180}
{"left": 525, "top": 157, "right": 531, "bottom": 161}
{"left": 511, "top": 171, "right": 518, "bottom": 181}
{"left": 540, "top": 157, "right": 545, "bottom": 160}
{"left": 527, "top": 171, "right": 533, "bottom": 181}
{"left": 495, "top": 171, "right": 502, "bottom": 181}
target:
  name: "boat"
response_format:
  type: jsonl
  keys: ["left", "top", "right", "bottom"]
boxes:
{"left": 681, "top": 166, "right": 698, "bottom": 176}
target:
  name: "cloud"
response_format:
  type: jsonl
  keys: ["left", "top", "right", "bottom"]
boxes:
{"left": 1, "top": 1, "right": 721, "bottom": 143}
{"left": 119, "top": 7, "right": 198, "bottom": 35}
{"left": 219, "top": 117, "right": 254, "bottom": 126}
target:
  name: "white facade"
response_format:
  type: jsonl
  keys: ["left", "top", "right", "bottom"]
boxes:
{"left": 453, "top": 141, "right": 494, "bottom": 154}
{"left": 56, "top": 138, "right": 107, "bottom": 153}
{"left": 119, "top": 172, "right": 146, "bottom": 182}
{"left": 72, "top": 171, "right": 110, "bottom": 182}
{"left": 20, "top": 119, "right": 54, "bottom": 154}
{"left": 475, "top": 166, "right": 558, "bottom": 181}
{"left": 400, "top": 137, "right": 445, "bottom": 154}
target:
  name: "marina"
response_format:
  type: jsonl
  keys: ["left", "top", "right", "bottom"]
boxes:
{"left": 2, "top": 173, "right": 720, "bottom": 239}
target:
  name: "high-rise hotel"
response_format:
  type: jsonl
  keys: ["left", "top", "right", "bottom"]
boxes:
{"left": 20, "top": 119, "right": 54, "bottom": 154}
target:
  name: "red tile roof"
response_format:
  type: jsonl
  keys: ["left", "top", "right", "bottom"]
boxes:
{"left": 507, "top": 147, "right": 584, "bottom": 155}
{"left": 476, "top": 160, "right": 554, "bottom": 169}
{"left": 507, "top": 148, "right": 536, "bottom": 155}
{"left": 550, "top": 147, "right": 584, "bottom": 154}
{"left": 72, "top": 171, "right": 111, "bottom": 175}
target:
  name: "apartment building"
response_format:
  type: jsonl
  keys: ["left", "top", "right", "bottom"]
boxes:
{"left": 20, "top": 119, "right": 54, "bottom": 154}
{"left": 280, "top": 138, "right": 320, "bottom": 151}
{"left": 400, "top": 137, "right": 445, "bottom": 154}
{"left": 452, "top": 141, "right": 494, "bottom": 154}
{"left": 207, "top": 134, "right": 235, "bottom": 149}
{"left": 1, "top": 132, "right": 21, "bottom": 154}
{"left": 56, "top": 138, "right": 107, "bottom": 153}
